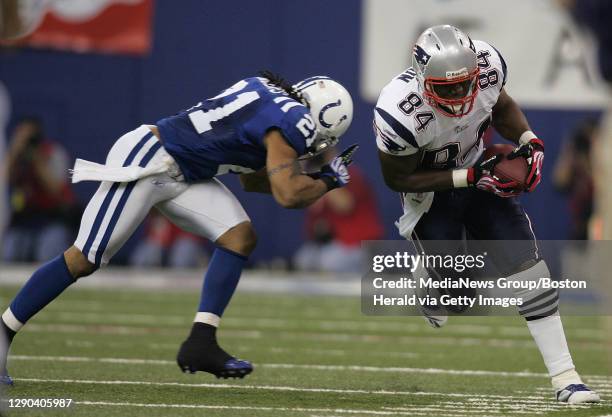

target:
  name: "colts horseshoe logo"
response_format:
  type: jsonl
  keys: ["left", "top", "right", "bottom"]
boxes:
{"left": 319, "top": 100, "right": 347, "bottom": 128}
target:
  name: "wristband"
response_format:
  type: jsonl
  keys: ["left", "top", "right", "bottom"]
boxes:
{"left": 452, "top": 169, "right": 469, "bottom": 188}
{"left": 519, "top": 130, "right": 537, "bottom": 146}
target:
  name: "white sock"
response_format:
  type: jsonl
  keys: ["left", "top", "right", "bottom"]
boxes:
{"left": 194, "top": 312, "right": 220, "bottom": 328}
{"left": 2, "top": 308, "right": 24, "bottom": 332}
{"left": 551, "top": 368, "right": 583, "bottom": 390}
{"left": 526, "top": 313, "right": 575, "bottom": 378}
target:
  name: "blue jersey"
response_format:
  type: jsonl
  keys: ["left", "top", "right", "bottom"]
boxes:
{"left": 157, "top": 77, "right": 316, "bottom": 182}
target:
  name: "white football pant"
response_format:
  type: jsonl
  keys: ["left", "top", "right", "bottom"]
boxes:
{"left": 74, "top": 125, "right": 249, "bottom": 267}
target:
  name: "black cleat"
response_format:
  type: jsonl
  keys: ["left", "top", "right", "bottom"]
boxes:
{"left": 177, "top": 323, "right": 253, "bottom": 379}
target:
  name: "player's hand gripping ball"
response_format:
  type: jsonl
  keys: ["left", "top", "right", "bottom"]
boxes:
{"left": 507, "top": 138, "right": 544, "bottom": 192}
{"left": 468, "top": 144, "right": 529, "bottom": 197}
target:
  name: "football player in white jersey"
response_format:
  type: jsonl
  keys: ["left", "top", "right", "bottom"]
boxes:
{"left": 375, "top": 25, "right": 599, "bottom": 404}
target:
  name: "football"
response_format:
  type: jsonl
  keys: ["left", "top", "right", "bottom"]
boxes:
{"left": 482, "top": 143, "right": 529, "bottom": 191}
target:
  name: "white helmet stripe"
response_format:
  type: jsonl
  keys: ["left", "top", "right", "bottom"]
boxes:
{"left": 293, "top": 76, "right": 332, "bottom": 91}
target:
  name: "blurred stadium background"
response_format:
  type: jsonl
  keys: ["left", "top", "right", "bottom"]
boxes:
{"left": 0, "top": 1, "right": 611, "bottom": 416}
{"left": 0, "top": 0, "right": 609, "bottom": 266}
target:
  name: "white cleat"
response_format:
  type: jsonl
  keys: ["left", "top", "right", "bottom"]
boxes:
{"left": 552, "top": 369, "right": 601, "bottom": 404}
{"left": 556, "top": 384, "right": 601, "bottom": 404}
{"left": 422, "top": 313, "right": 448, "bottom": 328}
{"left": 414, "top": 285, "right": 448, "bottom": 328}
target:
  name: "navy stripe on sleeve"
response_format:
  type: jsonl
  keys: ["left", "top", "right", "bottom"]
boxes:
{"left": 374, "top": 107, "right": 418, "bottom": 149}
{"left": 490, "top": 45, "right": 508, "bottom": 86}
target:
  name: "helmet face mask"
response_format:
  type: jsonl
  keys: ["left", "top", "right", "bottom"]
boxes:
{"left": 293, "top": 76, "right": 353, "bottom": 157}
{"left": 424, "top": 67, "right": 479, "bottom": 117}
{"left": 412, "top": 25, "right": 479, "bottom": 118}
{"left": 298, "top": 134, "right": 338, "bottom": 160}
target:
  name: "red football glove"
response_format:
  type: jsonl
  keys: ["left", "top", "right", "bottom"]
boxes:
{"left": 467, "top": 154, "right": 522, "bottom": 198}
{"left": 507, "top": 138, "right": 544, "bottom": 192}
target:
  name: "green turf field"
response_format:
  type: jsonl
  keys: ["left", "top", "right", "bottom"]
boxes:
{"left": 0, "top": 284, "right": 610, "bottom": 417}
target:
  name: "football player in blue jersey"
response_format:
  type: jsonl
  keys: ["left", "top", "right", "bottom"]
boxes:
{"left": 0, "top": 72, "right": 355, "bottom": 382}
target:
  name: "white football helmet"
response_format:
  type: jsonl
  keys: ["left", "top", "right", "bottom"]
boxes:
{"left": 293, "top": 76, "right": 353, "bottom": 157}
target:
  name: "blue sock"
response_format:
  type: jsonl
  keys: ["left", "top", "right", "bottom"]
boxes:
{"left": 198, "top": 247, "right": 247, "bottom": 316}
{"left": 8, "top": 255, "right": 75, "bottom": 326}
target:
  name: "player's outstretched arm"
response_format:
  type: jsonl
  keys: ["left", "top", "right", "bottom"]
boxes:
{"left": 239, "top": 168, "right": 272, "bottom": 194}
{"left": 264, "top": 130, "right": 333, "bottom": 209}
{"left": 378, "top": 151, "right": 455, "bottom": 193}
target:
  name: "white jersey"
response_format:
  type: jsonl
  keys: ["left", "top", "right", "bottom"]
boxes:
{"left": 374, "top": 40, "right": 508, "bottom": 237}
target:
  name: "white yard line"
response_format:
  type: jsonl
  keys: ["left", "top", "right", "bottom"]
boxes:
{"left": 14, "top": 376, "right": 598, "bottom": 416}
{"left": 48, "top": 338, "right": 422, "bottom": 360}
{"left": 267, "top": 347, "right": 420, "bottom": 359}
{"left": 21, "top": 323, "right": 607, "bottom": 353}
{"left": 73, "top": 400, "right": 427, "bottom": 416}
{"left": 10, "top": 354, "right": 612, "bottom": 381}
{"left": 35, "top": 310, "right": 604, "bottom": 340}
{"left": 433, "top": 399, "right": 595, "bottom": 411}
{"left": 262, "top": 363, "right": 550, "bottom": 378}
{"left": 383, "top": 405, "right": 563, "bottom": 415}
{"left": 381, "top": 405, "right": 502, "bottom": 414}
{"left": 15, "top": 376, "right": 562, "bottom": 404}
{"left": 35, "top": 311, "right": 498, "bottom": 334}
{"left": 12, "top": 355, "right": 172, "bottom": 365}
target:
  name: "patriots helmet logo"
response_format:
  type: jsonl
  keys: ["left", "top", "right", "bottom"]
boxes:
{"left": 414, "top": 45, "right": 431, "bottom": 66}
